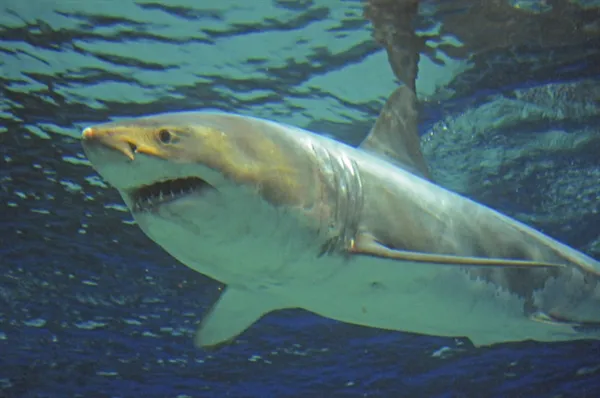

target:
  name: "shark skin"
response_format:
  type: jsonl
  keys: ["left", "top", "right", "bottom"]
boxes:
{"left": 81, "top": 86, "right": 600, "bottom": 348}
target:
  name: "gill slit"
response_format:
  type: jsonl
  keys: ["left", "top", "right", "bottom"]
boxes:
{"left": 311, "top": 143, "right": 364, "bottom": 256}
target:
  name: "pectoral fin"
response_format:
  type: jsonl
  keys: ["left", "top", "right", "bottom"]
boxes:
{"left": 350, "top": 233, "right": 565, "bottom": 269}
{"left": 195, "top": 286, "right": 284, "bottom": 348}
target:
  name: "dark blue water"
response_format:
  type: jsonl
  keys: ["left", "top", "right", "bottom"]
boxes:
{"left": 2, "top": 1, "right": 600, "bottom": 397}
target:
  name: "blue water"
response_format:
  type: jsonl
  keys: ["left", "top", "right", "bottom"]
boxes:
{"left": 2, "top": 1, "right": 600, "bottom": 397}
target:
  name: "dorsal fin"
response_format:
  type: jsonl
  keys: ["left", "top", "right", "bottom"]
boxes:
{"left": 359, "top": 86, "right": 430, "bottom": 179}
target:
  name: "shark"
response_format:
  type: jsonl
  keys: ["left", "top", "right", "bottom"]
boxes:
{"left": 81, "top": 86, "right": 600, "bottom": 348}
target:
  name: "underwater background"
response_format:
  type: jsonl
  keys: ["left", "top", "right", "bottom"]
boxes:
{"left": 1, "top": 0, "right": 600, "bottom": 397}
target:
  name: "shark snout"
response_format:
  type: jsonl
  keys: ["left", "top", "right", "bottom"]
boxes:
{"left": 81, "top": 126, "right": 166, "bottom": 192}
{"left": 82, "top": 127, "right": 136, "bottom": 161}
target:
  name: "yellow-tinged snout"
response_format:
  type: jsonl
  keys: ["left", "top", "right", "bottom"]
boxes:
{"left": 81, "top": 125, "right": 166, "bottom": 161}
{"left": 80, "top": 121, "right": 186, "bottom": 192}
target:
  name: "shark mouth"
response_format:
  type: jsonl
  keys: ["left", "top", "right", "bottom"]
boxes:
{"left": 130, "top": 177, "right": 214, "bottom": 212}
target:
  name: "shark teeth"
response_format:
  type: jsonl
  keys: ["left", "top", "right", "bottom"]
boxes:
{"left": 131, "top": 177, "right": 213, "bottom": 211}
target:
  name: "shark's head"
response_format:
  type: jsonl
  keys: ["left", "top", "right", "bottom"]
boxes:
{"left": 82, "top": 112, "right": 328, "bottom": 282}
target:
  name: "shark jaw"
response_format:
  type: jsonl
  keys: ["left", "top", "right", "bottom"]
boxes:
{"left": 128, "top": 176, "right": 215, "bottom": 213}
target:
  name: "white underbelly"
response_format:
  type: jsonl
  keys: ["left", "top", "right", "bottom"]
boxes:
{"left": 283, "top": 257, "right": 579, "bottom": 346}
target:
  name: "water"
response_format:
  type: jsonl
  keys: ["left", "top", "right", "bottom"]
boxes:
{"left": 2, "top": 0, "right": 600, "bottom": 396}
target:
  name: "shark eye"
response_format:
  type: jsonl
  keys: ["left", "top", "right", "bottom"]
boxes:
{"left": 158, "top": 129, "right": 173, "bottom": 144}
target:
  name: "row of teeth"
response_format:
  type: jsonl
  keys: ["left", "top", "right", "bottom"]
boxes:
{"left": 134, "top": 186, "right": 197, "bottom": 210}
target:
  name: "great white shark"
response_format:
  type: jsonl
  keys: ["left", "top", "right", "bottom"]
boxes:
{"left": 81, "top": 86, "right": 600, "bottom": 348}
